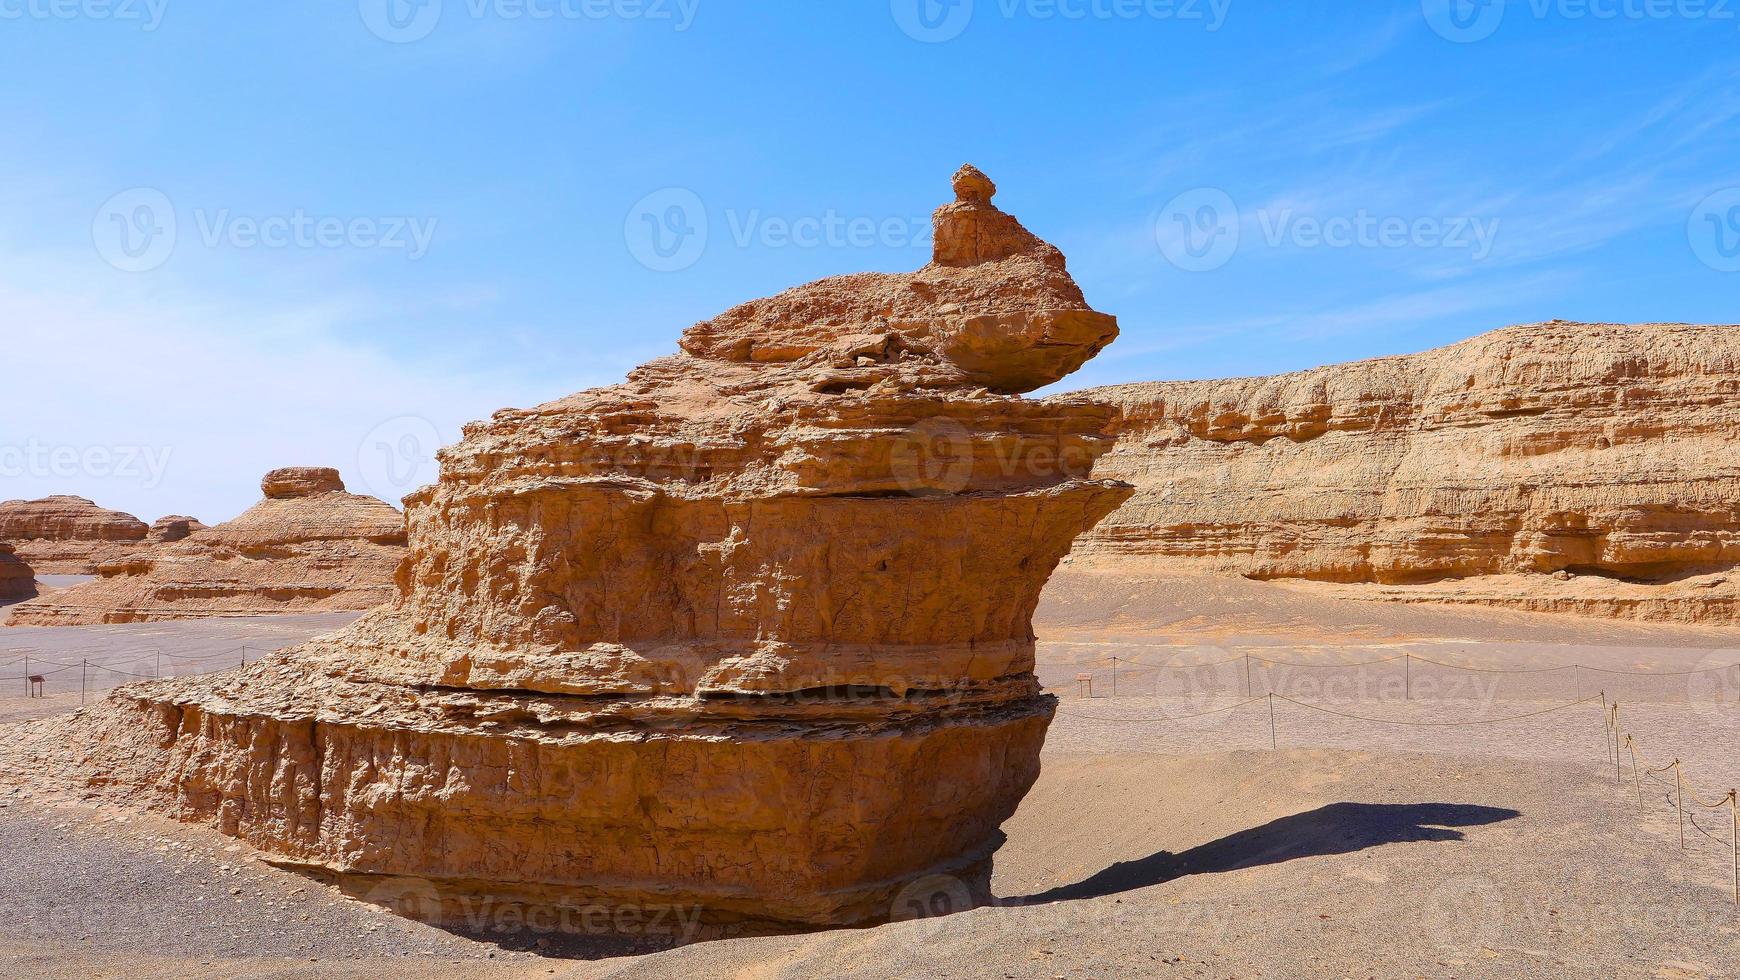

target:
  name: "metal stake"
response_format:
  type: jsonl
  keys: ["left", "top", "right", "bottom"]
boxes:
{"left": 1268, "top": 694, "right": 1277, "bottom": 751}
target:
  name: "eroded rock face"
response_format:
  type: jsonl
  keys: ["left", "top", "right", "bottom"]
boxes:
{"left": 262, "top": 466, "right": 346, "bottom": 499}
{"left": 31, "top": 167, "right": 1130, "bottom": 929}
{"left": 1071, "top": 321, "right": 1740, "bottom": 623}
{"left": 148, "top": 515, "right": 208, "bottom": 543}
{"left": 0, "top": 543, "right": 33, "bottom": 603}
{"left": 6, "top": 470, "right": 406, "bottom": 625}
{"left": 0, "top": 496, "right": 149, "bottom": 574}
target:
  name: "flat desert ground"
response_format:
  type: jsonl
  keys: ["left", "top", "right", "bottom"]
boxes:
{"left": 2, "top": 568, "right": 1738, "bottom": 978}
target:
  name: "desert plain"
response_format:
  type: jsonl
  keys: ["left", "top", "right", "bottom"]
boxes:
{"left": 1, "top": 563, "right": 1737, "bottom": 979}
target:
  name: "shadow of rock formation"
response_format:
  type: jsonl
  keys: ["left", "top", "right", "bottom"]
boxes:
{"left": 1010, "top": 801, "right": 1521, "bottom": 906}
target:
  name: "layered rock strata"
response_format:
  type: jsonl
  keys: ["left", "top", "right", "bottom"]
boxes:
{"left": 1071, "top": 321, "right": 1740, "bottom": 623}
{"left": 28, "top": 167, "right": 1130, "bottom": 928}
{"left": 0, "top": 543, "right": 33, "bottom": 603}
{"left": 6, "top": 468, "right": 406, "bottom": 625}
{"left": 148, "top": 515, "right": 207, "bottom": 543}
{"left": 0, "top": 495, "right": 149, "bottom": 574}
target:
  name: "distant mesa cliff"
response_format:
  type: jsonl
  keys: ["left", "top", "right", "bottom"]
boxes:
{"left": 6, "top": 468, "right": 406, "bottom": 626}
{"left": 1068, "top": 321, "right": 1740, "bottom": 624}
{"left": 0, "top": 496, "right": 152, "bottom": 574}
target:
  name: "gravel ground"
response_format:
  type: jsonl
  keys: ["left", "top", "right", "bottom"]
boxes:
{"left": 0, "top": 585, "right": 1737, "bottom": 977}
{"left": 7, "top": 748, "right": 1729, "bottom": 979}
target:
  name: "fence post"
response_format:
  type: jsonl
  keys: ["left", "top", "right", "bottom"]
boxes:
{"left": 1574, "top": 664, "right": 1582, "bottom": 701}
{"left": 1730, "top": 790, "right": 1738, "bottom": 908}
{"left": 1676, "top": 762, "right": 1686, "bottom": 851}
{"left": 1244, "top": 654, "right": 1253, "bottom": 699}
{"left": 1268, "top": 694, "right": 1277, "bottom": 751}
{"left": 1612, "top": 704, "right": 1622, "bottom": 785}
{"left": 1628, "top": 737, "right": 1643, "bottom": 811}
{"left": 81, "top": 659, "right": 87, "bottom": 705}
{"left": 1600, "top": 691, "right": 1611, "bottom": 766}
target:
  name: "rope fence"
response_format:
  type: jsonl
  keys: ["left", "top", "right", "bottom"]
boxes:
{"left": 0, "top": 645, "right": 261, "bottom": 701}
{"left": 1055, "top": 650, "right": 1740, "bottom": 704}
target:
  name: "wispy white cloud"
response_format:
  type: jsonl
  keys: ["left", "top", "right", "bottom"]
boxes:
{"left": 0, "top": 260, "right": 588, "bottom": 525}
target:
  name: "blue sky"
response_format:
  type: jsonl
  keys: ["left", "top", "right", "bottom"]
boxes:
{"left": 3, "top": 1, "right": 1738, "bottom": 522}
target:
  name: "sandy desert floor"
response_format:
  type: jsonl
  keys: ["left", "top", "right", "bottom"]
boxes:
{"left": 0, "top": 569, "right": 1736, "bottom": 978}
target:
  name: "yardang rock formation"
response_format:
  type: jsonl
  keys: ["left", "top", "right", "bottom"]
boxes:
{"left": 31, "top": 167, "right": 1131, "bottom": 928}
{"left": 6, "top": 468, "right": 406, "bottom": 626}
{"left": 0, "top": 543, "right": 33, "bottom": 603}
{"left": 1072, "top": 321, "right": 1740, "bottom": 623}
{"left": 0, "top": 495, "right": 151, "bottom": 574}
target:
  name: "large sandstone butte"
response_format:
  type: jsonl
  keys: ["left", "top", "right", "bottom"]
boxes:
{"left": 0, "top": 543, "right": 33, "bottom": 603}
{"left": 1071, "top": 321, "right": 1740, "bottom": 623}
{"left": 31, "top": 167, "right": 1131, "bottom": 928}
{"left": 0, "top": 495, "right": 150, "bottom": 574}
{"left": 6, "top": 468, "right": 406, "bottom": 626}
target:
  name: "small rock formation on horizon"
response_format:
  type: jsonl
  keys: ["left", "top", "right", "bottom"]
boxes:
{"left": 148, "top": 515, "right": 207, "bottom": 544}
{"left": 1069, "top": 321, "right": 1740, "bottom": 623}
{"left": 23, "top": 167, "right": 1131, "bottom": 929}
{"left": 0, "top": 543, "right": 34, "bottom": 603}
{"left": 6, "top": 468, "right": 406, "bottom": 626}
{"left": 0, "top": 495, "right": 151, "bottom": 574}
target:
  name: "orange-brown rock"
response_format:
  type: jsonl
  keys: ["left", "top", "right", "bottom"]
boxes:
{"left": 0, "top": 495, "right": 149, "bottom": 574}
{"left": 27, "top": 167, "right": 1131, "bottom": 929}
{"left": 6, "top": 469, "right": 406, "bottom": 625}
{"left": 0, "top": 543, "right": 33, "bottom": 603}
{"left": 148, "top": 515, "right": 207, "bottom": 543}
{"left": 1070, "top": 321, "right": 1740, "bottom": 623}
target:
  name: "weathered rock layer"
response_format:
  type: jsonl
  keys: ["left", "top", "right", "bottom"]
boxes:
{"left": 0, "top": 495, "right": 150, "bottom": 574}
{"left": 6, "top": 468, "right": 406, "bottom": 625}
{"left": 1071, "top": 321, "right": 1740, "bottom": 623}
{"left": 32, "top": 168, "right": 1130, "bottom": 928}
{"left": 0, "top": 543, "right": 33, "bottom": 603}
